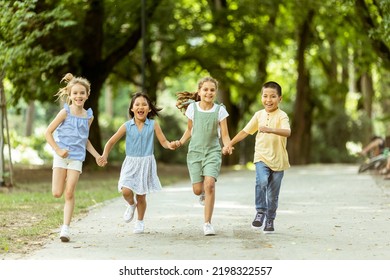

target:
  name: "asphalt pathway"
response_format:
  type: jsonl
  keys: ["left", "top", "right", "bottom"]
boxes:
{"left": 11, "top": 164, "right": 390, "bottom": 260}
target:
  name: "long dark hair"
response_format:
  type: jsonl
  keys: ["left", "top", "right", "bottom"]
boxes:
{"left": 128, "top": 92, "right": 162, "bottom": 119}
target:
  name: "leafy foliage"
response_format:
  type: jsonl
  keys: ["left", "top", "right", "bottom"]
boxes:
{"left": 2, "top": 0, "right": 390, "bottom": 164}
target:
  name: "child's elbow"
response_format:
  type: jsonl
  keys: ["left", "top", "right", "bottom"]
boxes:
{"left": 44, "top": 129, "right": 52, "bottom": 140}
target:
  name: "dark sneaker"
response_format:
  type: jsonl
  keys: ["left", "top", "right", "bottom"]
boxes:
{"left": 251, "top": 212, "right": 265, "bottom": 229}
{"left": 263, "top": 219, "right": 275, "bottom": 233}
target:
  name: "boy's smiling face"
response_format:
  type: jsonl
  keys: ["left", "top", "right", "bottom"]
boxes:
{"left": 261, "top": 87, "right": 281, "bottom": 113}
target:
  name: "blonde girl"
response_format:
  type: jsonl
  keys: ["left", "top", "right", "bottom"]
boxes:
{"left": 45, "top": 73, "right": 102, "bottom": 242}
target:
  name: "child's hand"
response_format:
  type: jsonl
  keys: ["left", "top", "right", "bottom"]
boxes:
{"left": 56, "top": 148, "right": 69, "bottom": 158}
{"left": 222, "top": 145, "right": 234, "bottom": 155}
{"left": 167, "top": 140, "right": 181, "bottom": 150}
{"left": 96, "top": 156, "right": 107, "bottom": 167}
{"left": 259, "top": 126, "right": 272, "bottom": 133}
{"left": 174, "top": 140, "right": 181, "bottom": 149}
{"left": 167, "top": 141, "right": 177, "bottom": 150}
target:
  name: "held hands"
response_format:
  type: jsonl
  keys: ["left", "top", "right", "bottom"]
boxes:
{"left": 96, "top": 155, "right": 108, "bottom": 167}
{"left": 222, "top": 145, "right": 234, "bottom": 155}
{"left": 167, "top": 140, "right": 182, "bottom": 150}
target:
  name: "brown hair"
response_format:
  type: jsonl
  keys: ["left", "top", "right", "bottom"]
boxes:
{"left": 175, "top": 76, "right": 218, "bottom": 113}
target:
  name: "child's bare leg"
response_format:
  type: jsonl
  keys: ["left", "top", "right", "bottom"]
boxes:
{"left": 122, "top": 187, "right": 135, "bottom": 205}
{"left": 62, "top": 170, "right": 80, "bottom": 226}
{"left": 192, "top": 182, "right": 203, "bottom": 196}
{"left": 135, "top": 194, "right": 146, "bottom": 220}
{"left": 203, "top": 176, "right": 215, "bottom": 223}
{"left": 51, "top": 168, "right": 67, "bottom": 198}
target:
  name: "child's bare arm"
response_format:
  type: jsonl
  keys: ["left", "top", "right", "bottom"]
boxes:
{"left": 45, "top": 109, "right": 68, "bottom": 158}
{"left": 230, "top": 130, "right": 250, "bottom": 146}
{"left": 155, "top": 121, "right": 176, "bottom": 150}
{"left": 102, "top": 124, "right": 127, "bottom": 159}
{"left": 220, "top": 118, "right": 233, "bottom": 155}
{"left": 178, "top": 119, "right": 193, "bottom": 146}
{"left": 259, "top": 126, "right": 291, "bottom": 137}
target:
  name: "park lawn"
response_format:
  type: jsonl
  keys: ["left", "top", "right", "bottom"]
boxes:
{"left": 0, "top": 164, "right": 189, "bottom": 257}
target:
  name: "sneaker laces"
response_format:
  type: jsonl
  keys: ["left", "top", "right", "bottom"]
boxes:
{"left": 254, "top": 212, "right": 263, "bottom": 222}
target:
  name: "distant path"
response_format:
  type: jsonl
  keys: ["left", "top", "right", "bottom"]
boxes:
{"left": 6, "top": 164, "right": 390, "bottom": 260}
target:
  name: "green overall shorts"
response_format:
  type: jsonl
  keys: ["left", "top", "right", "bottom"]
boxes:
{"left": 187, "top": 103, "right": 222, "bottom": 183}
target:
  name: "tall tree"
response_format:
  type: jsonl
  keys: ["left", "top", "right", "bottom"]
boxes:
{"left": 2, "top": 0, "right": 161, "bottom": 163}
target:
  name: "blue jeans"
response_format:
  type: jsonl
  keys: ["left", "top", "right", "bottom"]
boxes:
{"left": 255, "top": 161, "right": 284, "bottom": 220}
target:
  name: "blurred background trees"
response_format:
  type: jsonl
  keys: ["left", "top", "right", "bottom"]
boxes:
{"left": 1, "top": 0, "right": 390, "bottom": 174}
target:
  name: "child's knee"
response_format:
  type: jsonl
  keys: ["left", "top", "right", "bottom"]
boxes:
{"left": 122, "top": 187, "right": 134, "bottom": 197}
{"left": 136, "top": 194, "right": 146, "bottom": 204}
{"left": 192, "top": 183, "right": 203, "bottom": 195}
{"left": 204, "top": 177, "right": 215, "bottom": 192}
{"left": 52, "top": 185, "right": 64, "bottom": 198}
{"left": 52, "top": 191, "right": 62, "bottom": 198}
{"left": 204, "top": 184, "right": 215, "bottom": 194}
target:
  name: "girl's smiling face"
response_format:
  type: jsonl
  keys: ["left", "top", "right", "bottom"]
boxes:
{"left": 69, "top": 83, "right": 88, "bottom": 107}
{"left": 261, "top": 87, "right": 281, "bottom": 113}
{"left": 198, "top": 81, "right": 217, "bottom": 104}
{"left": 131, "top": 96, "right": 151, "bottom": 121}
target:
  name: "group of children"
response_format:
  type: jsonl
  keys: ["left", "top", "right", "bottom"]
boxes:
{"left": 45, "top": 73, "right": 291, "bottom": 242}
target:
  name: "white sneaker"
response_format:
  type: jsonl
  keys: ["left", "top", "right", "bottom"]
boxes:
{"left": 123, "top": 203, "right": 136, "bottom": 223}
{"left": 203, "top": 222, "right": 215, "bottom": 236}
{"left": 133, "top": 220, "right": 144, "bottom": 234}
{"left": 199, "top": 192, "right": 205, "bottom": 206}
{"left": 60, "top": 225, "right": 70, "bottom": 242}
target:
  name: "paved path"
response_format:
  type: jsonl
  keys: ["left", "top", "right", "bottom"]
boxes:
{"left": 9, "top": 164, "right": 390, "bottom": 260}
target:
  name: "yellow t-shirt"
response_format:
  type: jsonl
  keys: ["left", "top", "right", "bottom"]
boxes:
{"left": 243, "top": 108, "right": 290, "bottom": 171}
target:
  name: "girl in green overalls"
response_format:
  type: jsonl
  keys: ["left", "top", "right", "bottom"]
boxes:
{"left": 175, "top": 77, "right": 232, "bottom": 236}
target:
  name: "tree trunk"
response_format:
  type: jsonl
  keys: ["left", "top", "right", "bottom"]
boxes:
{"left": 0, "top": 77, "right": 5, "bottom": 186}
{"left": 288, "top": 10, "right": 315, "bottom": 165}
{"left": 25, "top": 100, "right": 35, "bottom": 137}
{"left": 361, "top": 72, "right": 375, "bottom": 139}
{"left": 104, "top": 83, "right": 113, "bottom": 118}
{"left": 79, "top": 0, "right": 161, "bottom": 165}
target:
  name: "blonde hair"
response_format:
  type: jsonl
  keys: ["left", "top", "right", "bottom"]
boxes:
{"left": 175, "top": 76, "right": 218, "bottom": 113}
{"left": 55, "top": 73, "right": 91, "bottom": 104}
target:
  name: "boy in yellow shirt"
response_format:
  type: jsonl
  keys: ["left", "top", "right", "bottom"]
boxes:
{"left": 226, "top": 81, "right": 291, "bottom": 233}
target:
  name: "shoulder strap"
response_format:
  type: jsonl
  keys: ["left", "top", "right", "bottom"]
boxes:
{"left": 86, "top": 108, "right": 93, "bottom": 119}
{"left": 63, "top": 103, "right": 70, "bottom": 113}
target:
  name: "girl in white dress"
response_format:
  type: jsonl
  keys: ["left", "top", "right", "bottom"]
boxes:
{"left": 101, "top": 92, "right": 176, "bottom": 233}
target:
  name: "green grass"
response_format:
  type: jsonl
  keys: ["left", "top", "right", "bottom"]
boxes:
{"left": 0, "top": 164, "right": 189, "bottom": 256}
{"left": 0, "top": 179, "right": 119, "bottom": 255}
